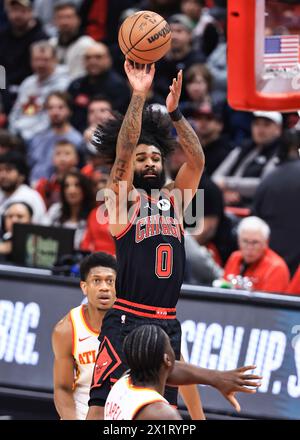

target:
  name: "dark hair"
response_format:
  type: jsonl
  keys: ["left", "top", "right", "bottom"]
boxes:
{"left": 89, "top": 95, "right": 113, "bottom": 107}
{"left": 54, "top": 139, "right": 78, "bottom": 151}
{"left": 0, "top": 151, "right": 29, "bottom": 183}
{"left": 91, "top": 106, "right": 177, "bottom": 165}
{"left": 4, "top": 200, "right": 33, "bottom": 218}
{"left": 277, "top": 129, "right": 300, "bottom": 162}
{"left": 123, "top": 324, "right": 168, "bottom": 385}
{"left": 1, "top": 200, "right": 33, "bottom": 234}
{"left": 0, "top": 130, "right": 14, "bottom": 149}
{"left": 45, "top": 91, "right": 72, "bottom": 110}
{"left": 54, "top": 1, "right": 78, "bottom": 13}
{"left": 31, "top": 41, "right": 56, "bottom": 58}
{"left": 185, "top": 63, "right": 213, "bottom": 93}
{"left": 80, "top": 252, "right": 117, "bottom": 281}
{"left": 0, "top": 130, "right": 26, "bottom": 156}
{"left": 60, "top": 170, "right": 95, "bottom": 223}
{"left": 182, "top": 0, "right": 205, "bottom": 5}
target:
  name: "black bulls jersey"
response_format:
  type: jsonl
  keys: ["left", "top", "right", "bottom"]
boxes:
{"left": 115, "top": 191, "right": 185, "bottom": 308}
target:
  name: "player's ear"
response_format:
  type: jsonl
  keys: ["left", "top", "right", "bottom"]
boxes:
{"left": 163, "top": 353, "right": 172, "bottom": 367}
{"left": 80, "top": 281, "right": 88, "bottom": 297}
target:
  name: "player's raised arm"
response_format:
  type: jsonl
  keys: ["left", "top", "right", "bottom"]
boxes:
{"left": 108, "top": 60, "right": 155, "bottom": 197}
{"left": 52, "top": 316, "right": 77, "bottom": 420}
{"left": 166, "top": 70, "right": 205, "bottom": 209}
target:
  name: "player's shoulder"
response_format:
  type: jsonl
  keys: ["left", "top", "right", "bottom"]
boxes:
{"left": 52, "top": 312, "right": 73, "bottom": 339}
{"left": 52, "top": 312, "right": 74, "bottom": 355}
{"left": 136, "top": 401, "right": 182, "bottom": 420}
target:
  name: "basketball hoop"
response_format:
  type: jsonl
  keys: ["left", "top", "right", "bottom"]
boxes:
{"left": 228, "top": 0, "right": 300, "bottom": 112}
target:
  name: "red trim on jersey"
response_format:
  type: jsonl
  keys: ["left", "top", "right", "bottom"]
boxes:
{"left": 113, "top": 304, "right": 176, "bottom": 320}
{"left": 115, "top": 197, "right": 141, "bottom": 240}
{"left": 115, "top": 298, "right": 176, "bottom": 312}
{"left": 69, "top": 311, "right": 76, "bottom": 356}
{"left": 80, "top": 305, "right": 99, "bottom": 336}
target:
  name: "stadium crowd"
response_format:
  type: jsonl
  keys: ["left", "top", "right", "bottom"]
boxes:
{"left": 0, "top": 0, "right": 299, "bottom": 294}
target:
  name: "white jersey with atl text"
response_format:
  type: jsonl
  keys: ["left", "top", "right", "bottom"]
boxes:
{"left": 104, "top": 373, "right": 169, "bottom": 420}
{"left": 69, "top": 305, "right": 99, "bottom": 419}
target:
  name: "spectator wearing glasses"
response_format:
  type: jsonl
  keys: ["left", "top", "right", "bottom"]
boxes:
{"left": 223, "top": 216, "right": 290, "bottom": 293}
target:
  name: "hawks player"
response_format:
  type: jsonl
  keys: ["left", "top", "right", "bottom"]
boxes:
{"left": 87, "top": 60, "right": 260, "bottom": 419}
{"left": 105, "top": 325, "right": 182, "bottom": 420}
{"left": 105, "top": 325, "right": 261, "bottom": 421}
{"left": 52, "top": 251, "right": 205, "bottom": 419}
{"left": 52, "top": 252, "right": 117, "bottom": 419}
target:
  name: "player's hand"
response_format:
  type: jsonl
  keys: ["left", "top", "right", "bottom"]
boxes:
{"left": 213, "top": 365, "right": 262, "bottom": 412}
{"left": 124, "top": 58, "right": 155, "bottom": 95}
{"left": 166, "top": 70, "right": 183, "bottom": 113}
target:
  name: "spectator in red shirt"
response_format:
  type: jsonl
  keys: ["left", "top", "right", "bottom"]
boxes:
{"left": 80, "top": 205, "right": 115, "bottom": 256}
{"left": 224, "top": 216, "right": 290, "bottom": 293}
{"left": 286, "top": 266, "right": 300, "bottom": 295}
{"left": 80, "top": 165, "right": 115, "bottom": 256}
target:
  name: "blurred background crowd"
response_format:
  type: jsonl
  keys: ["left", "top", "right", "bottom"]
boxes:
{"left": 0, "top": 0, "right": 299, "bottom": 295}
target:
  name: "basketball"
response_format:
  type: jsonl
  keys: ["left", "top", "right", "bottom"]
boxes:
{"left": 118, "top": 10, "right": 171, "bottom": 64}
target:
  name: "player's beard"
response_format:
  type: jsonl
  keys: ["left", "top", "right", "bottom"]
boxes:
{"left": 133, "top": 168, "right": 166, "bottom": 194}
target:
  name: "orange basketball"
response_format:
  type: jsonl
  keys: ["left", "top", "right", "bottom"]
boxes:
{"left": 118, "top": 10, "right": 171, "bottom": 64}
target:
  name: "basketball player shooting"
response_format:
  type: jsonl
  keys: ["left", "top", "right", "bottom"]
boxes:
{"left": 87, "top": 60, "right": 261, "bottom": 419}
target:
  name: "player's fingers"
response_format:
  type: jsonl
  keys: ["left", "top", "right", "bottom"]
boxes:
{"left": 124, "top": 58, "right": 132, "bottom": 72}
{"left": 240, "top": 374, "right": 263, "bottom": 380}
{"left": 238, "top": 380, "right": 262, "bottom": 387}
{"left": 170, "top": 84, "right": 176, "bottom": 94}
{"left": 237, "top": 365, "right": 257, "bottom": 373}
{"left": 149, "top": 63, "right": 155, "bottom": 75}
{"left": 178, "top": 70, "right": 183, "bottom": 88}
{"left": 237, "top": 386, "right": 257, "bottom": 394}
{"left": 169, "top": 88, "right": 176, "bottom": 98}
{"left": 226, "top": 394, "right": 241, "bottom": 412}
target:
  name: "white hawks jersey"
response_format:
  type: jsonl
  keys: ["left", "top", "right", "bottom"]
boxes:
{"left": 104, "top": 373, "right": 169, "bottom": 420}
{"left": 69, "top": 305, "right": 99, "bottom": 419}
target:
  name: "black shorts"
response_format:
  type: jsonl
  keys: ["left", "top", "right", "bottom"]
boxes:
{"left": 89, "top": 307, "right": 182, "bottom": 407}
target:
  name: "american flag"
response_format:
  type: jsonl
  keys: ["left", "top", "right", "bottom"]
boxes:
{"left": 264, "top": 35, "right": 299, "bottom": 68}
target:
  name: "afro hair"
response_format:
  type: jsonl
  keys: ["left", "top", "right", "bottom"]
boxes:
{"left": 91, "top": 105, "right": 177, "bottom": 164}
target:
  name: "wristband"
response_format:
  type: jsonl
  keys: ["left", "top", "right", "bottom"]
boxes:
{"left": 169, "top": 107, "right": 183, "bottom": 122}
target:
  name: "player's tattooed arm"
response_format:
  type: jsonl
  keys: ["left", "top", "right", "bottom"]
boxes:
{"left": 173, "top": 115, "right": 205, "bottom": 169}
{"left": 108, "top": 60, "right": 155, "bottom": 196}
{"left": 109, "top": 93, "right": 145, "bottom": 195}
{"left": 166, "top": 70, "right": 204, "bottom": 210}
